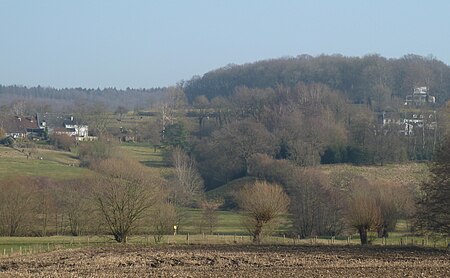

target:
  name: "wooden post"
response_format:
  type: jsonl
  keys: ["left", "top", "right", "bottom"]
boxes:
{"left": 400, "top": 238, "right": 403, "bottom": 246}
{"left": 186, "top": 233, "right": 190, "bottom": 244}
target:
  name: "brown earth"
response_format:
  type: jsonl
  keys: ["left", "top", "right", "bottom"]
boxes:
{"left": 0, "top": 244, "right": 448, "bottom": 277}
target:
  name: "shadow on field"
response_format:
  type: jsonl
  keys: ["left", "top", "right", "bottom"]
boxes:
{"left": 141, "top": 160, "right": 170, "bottom": 168}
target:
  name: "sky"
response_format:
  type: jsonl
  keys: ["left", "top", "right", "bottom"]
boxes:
{"left": 1, "top": 0, "right": 449, "bottom": 89}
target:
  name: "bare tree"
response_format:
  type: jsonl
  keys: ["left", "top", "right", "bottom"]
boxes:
{"left": 93, "top": 158, "right": 161, "bottom": 243}
{"left": 114, "top": 105, "right": 129, "bottom": 121}
{"left": 0, "top": 177, "right": 36, "bottom": 236}
{"left": 34, "top": 178, "right": 57, "bottom": 236}
{"left": 346, "top": 183, "right": 382, "bottom": 245}
{"left": 212, "top": 120, "right": 277, "bottom": 175}
{"left": 59, "top": 179, "right": 96, "bottom": 236}
{"left": 288, "top": 169, "right": 345, "bottom": 238}
{"left": 199, "top": 199, "right": 222, "bottom": 234}
{"left": 170, "top": 146, "right": 204, "bottom": 206}
{"left": 151, "top": 201, "right": 177, "bottom": 243}
{"left": 235, "top": 181, "right": 289, "bottom": 243}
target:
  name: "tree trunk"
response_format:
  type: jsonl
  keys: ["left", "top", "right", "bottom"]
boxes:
{"left": 253, "top": 221, "right": 263, "bottom": 244}
{"left": 358, "top": 226, "right": 368, "bottom": 245}
{"left": 114, "top": 232, "right": 127, "bottom": 243}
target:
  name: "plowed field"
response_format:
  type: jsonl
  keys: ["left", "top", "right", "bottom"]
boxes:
{"left": 0, "top": 245, "right": 448, "bottom": 277}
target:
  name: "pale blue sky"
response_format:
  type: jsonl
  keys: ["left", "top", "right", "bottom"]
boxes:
{"left": 1, "top": 0, "right": 449, "bottom": 89}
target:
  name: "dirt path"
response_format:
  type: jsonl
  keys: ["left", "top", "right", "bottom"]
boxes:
{"left": 0, "top": 245, "right": 448, "bottom": 277}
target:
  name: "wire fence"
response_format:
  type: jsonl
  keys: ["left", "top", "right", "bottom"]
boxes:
{"left": 1, "top": 234, "right": 448, "bottom": 258}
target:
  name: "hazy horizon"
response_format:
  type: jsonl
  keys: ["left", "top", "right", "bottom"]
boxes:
{"left": 1, "top": 0, "right": 449, "bottom": 89}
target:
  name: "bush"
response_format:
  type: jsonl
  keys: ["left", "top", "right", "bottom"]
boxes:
{"left": 50, "top": 134, "right": 75, "bottom": 151}
{"left": 78, "top": 140, "right": 114, "bottom": 167}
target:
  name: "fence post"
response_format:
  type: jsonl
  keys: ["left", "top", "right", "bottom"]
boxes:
{"left": 186, "top": 233, "right": 190, "bottom": 244}
{"left": 400, "top": 238, "right": 403, "bottom": 246}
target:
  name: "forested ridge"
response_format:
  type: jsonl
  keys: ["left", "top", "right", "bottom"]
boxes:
{"left": 184, "top": 54, "right": 450, "bottom": 109}
{"left": 0, "top": 85, "right": 165, "bottom": 112}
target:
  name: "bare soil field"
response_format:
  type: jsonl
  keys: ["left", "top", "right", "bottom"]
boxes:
{"left": 0, "top": 244, "right": 448, "bottom": 277}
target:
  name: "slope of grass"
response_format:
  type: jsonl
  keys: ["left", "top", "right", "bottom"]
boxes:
{"left": 0, "top": 146, "right": 94, "bottom": 180}
{"left": 120, "top": 144, "right": 169, "bottom": 168}
{"left": 319, "top": 163, "right": 429, "bottom": 187}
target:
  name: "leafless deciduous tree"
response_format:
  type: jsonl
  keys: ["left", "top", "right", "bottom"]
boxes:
{"left": 59, "top": 179, "right": 96, "bottom": 236}
{"left": 235, "top": 181, "right": 289, "bottom": 243}
{"left": 288, "top": 169, "right": 345, "bottom": 238}
{"left": 170, "top": 146, "right": 204, "bottom": 206}
{"left": 93, "top": 158, "right": 161, "bottom": 243}
{"left": 199, "top": 199, "right": 222, "bottom": 234}
{"left": 346, "top": 183, "right": 382, "bottom": 245}
{"left": 151, "top": 201, "right": 177, "bottom": 243}
{"left": 0, "top": 177, "right": 36, "bottom": 236}
{"left": 212, "top": 120, "right": 277, "bottom": 175}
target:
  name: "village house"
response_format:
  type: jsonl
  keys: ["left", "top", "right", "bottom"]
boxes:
{"left": 405, "top": 86, "right": 436, "bottom": 106}
{"left": 0, "top": 115, "right": 46, "bottom": 139}
{"left": 53, "top": 116, "right": 92, "bottom": 141}
{"left": 379, "top": 86, "right": 438, "bottom": 136}
{"left": 381, "top": 110, "right": 437, "bottom": 136}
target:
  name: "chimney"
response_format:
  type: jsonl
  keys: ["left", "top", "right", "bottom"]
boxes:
{"left": 70, "top": 116, "right": 74, "bottom": 121}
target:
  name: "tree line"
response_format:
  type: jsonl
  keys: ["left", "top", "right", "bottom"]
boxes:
{"left": 174, "top": 84, "right": 449, "bottom": 190}
{"left": 184, "top": 54, "right": 450, "bottom": 108}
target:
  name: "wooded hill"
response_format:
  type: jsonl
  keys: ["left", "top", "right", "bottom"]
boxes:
{"left": 184, "top": 54, "right": 450, "bottom": 110}
{"left": 0, "top": 85, "right": 165, "bottom": 113}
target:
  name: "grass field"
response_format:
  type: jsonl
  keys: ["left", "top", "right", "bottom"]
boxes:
{"left": 319, "top": 162, "right": 429, "bottom": 187}
{"left": 0, "top": 146, "right": 94, "bottom": 180}
{"left": 0, "top": 232, "right": 447, "bottom": 258}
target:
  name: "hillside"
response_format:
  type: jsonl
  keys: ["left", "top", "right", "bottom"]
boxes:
{"left": 184, "top": 54, "right": 450, "bottom": 107}
{"left": 206, "top": 163, "right": 428, "bottom": 205}
{"left": 0, "top": 146, "right": 94, "bottom": 180}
